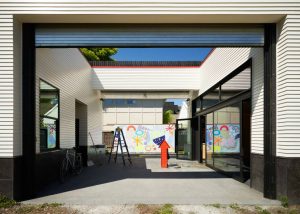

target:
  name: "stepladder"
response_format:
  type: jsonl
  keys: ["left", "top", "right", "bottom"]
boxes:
{"left": 108, "top": 127, "right": 132, "bottom": 166}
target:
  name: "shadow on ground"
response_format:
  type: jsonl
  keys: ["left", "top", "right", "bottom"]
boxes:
{"left": 35, "top": 156, "right": 225, "bottom": 198}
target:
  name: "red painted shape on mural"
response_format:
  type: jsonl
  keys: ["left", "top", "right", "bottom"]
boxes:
{"left": 159, "top": 140, "right": 170, "bottom": 168}
{"left": 220, "top": 125, "right": 229, "bottom": 131}
{"left": 127, "top": 125, "right": 136, "bottom": 132}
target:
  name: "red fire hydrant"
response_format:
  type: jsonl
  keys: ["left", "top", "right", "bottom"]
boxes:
{"left": 159, "top": 140, "right": 170, "bottom": 168}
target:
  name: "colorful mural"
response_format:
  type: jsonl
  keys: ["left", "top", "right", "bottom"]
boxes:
{"left": 206, "top": 124, "right": 240, "bottom": 153}
{"left": 47, "top": 124, "right": 56, "bottom": 149}
{"left": 206, "top": 124, "right": 214, "bottom": 153}
{"left": 115, "top": 124, "right": 175, "bottom": 153}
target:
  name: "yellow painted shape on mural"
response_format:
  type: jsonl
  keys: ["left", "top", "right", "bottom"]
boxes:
{"left": 133, "top": 136, "right": 142, "bottom": 146}
{"left": 135, "top": 143, "right": 144, "bottom": 152}
{"left": 214, "top": 145, "right": 221, "bottom": 152}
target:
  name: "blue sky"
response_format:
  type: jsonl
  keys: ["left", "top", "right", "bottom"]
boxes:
{"left": 113, "top": 48, "right": 212, "bottom": 61}
{"left": 166, "top": 99, "right": 185, "bottom": 106}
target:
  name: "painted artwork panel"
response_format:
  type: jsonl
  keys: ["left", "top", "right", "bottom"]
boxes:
{"left": 115, "top": 124, "right": 175, "bottom": 153}
{"left": 47, "top": 124, "right": 56, "bottom": 149}
{"left": 213, "top": 124, "right": 240, "bottom": 153}
{"left": 206, "top": 124, "right": 213, "bottom": 152}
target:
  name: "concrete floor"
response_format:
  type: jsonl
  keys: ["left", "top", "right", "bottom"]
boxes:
{"left": 24, "top": 156, "right": 279, "bottom": 206}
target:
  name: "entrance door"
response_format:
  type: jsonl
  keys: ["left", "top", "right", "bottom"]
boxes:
{"left": 176, "top": 118, "right": 193, "bottom": 160}
{"left": 241, "top": 99, "right": 251, "bottom": 181}
{"left": 75, "top": 118, "right": 80, "bottom": 149}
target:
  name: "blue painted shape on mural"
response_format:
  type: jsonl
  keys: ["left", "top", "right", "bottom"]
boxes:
{"left": 214, "top": 130, "right": 220, "bottom": 136}
{"left": 153, "top": 135, "right": 165, "bottom": 146}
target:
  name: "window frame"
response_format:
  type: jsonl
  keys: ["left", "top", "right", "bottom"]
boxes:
{"left": 39, "top": 78, "right": 60, "bottom": 152}
{"left": 192, "top": 58, "right": 252, "bottom": 116}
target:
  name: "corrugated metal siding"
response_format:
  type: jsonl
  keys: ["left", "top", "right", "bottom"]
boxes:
{"left": 199, "top": 48, "right": 264, "bottom": 154}
{"left": 92, "top": 67, "right": 200, "bottom": 90}
{"left": 35, "top": 26, "right": 264, "bottom": 47}
{"left": 36, "top": 48, "right": 102, "bottom": 153}
{"left": 0, "top": 15, "right": 14, "bottom": 157}
{"left": 0, "top": 1, "right": 299, "bottom": 158}
{"left": 221, "top": 67, "right": 251, "bottom": 90}
{"left": 277, "top": 15, "right": 300, "bottom": 158}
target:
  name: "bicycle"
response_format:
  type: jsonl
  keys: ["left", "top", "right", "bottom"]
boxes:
{"left": 59, "top": 147, "right": 83, "bottom": 183}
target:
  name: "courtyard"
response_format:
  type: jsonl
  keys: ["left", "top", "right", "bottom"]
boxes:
{"left": 24, "top": 157, "right": 279, "bottom": 206}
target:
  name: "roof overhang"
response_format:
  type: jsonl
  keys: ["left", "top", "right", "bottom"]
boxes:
{"left": 15, "top": 14, "right": 284, "bottom": 24}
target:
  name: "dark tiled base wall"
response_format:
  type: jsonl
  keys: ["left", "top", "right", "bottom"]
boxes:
{"left": 2, "top": 151, "right": 299, "bottom": 204}
{"left": 0, "top": 158, "right": 13, "bottom": 198}
{"left": 35, "top": 150, "right": 66, "bottom": 191}
{"left": 250, "top": 153, "right": 264, "bottom": 193}
{"left": 0, "top": 157, "right": 22, "bottom": 200}
{"left": 35, "top": 147, "right": 89, "bottom": 191}
{"left": 277, "top": 157, "right": 300, "bottom": 204}
{"left": 251, "top": 154, "right": 300, "bottom": 204}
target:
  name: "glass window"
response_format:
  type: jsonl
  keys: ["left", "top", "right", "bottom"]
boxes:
{"left": 195, "top": 98, "right": 201, "bottom": 113}
{"left": 192, "top": 63, "right": 251, "bottom": 114}
{"left": 202, "top": 87, "right": 220, "bottom": 110}
{"left": 177, "top": 120, "right": 193, "bottom": 160}
{"left": 40, "top": 80, "right": 59, "bottom": 151}
{"left": 206, "top": 113, "right": 214, "bottom": 166}
{"left": 115, "top": 99, "right": 127, "bottom": 107}
{"left": 127, "top": 99, "right": 136, "bottom": 105}
{"left": 221, "top": 67, "right": 251, "bottom": 101}
{"left": 212, "top": 104, "right": 240, "bottom": 176}
{"left": 103, "top": 99, "right": 115, "bottom": 108}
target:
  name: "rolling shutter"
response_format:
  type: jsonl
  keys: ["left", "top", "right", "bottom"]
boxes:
{"left": 35, "top": 24, "right": 264, "bottom": 47}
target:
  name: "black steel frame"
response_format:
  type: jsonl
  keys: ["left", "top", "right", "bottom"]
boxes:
{"left": 191, "top": 58, "right": 253, "bottom": 181}
{"left": 21, "top": 23, "right": 277, "bottom": 200}
{"left": 39, "top": 78, "right": 61, "bottom": 152}
{"left": 192, "top": 58, "right": 252, "bottom": 116}
{"left": 264, "top": 24, "right": 277, "bottom": 199}
{"left": 22, "top": 24, "right": 36, "bottom": 199}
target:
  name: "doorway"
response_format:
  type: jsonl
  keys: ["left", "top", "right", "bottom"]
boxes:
{"left": 21, "top": 23, "right": 273, "bottom": 200}
{"left": 75, "top": 101, "right": 88, "bottom": 166}
{"left": 241, "top": 98, "right": 251, "bottom": 181}
{"left": 175, "top": 119, "right": 193, "bottom": 160}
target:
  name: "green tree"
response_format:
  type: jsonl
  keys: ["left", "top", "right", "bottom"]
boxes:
{"left": 80, "top": 48, "right": 118, "bottom": 61}
{"left": 163, "top": 110, "right": 174, "bottom": 124}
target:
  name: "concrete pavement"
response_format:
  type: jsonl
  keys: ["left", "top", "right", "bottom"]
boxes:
{"left": 24, "top": 157, "right": 279, "bottom": 206}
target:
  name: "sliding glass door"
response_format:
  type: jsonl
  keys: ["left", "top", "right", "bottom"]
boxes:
{"left": 212, "top": 103, "right": 241, "bottom": 177}
{"left": 176, "top": 119, "right": 193, "bottom": 160}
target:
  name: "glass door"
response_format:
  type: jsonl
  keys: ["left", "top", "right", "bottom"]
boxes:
{"left": 176, "top": 119, "right": 193, "bottom": 160}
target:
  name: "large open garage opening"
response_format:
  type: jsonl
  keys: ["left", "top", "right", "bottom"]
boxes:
{"left": 20, "top": 24, "right": 278, "bottom": 204}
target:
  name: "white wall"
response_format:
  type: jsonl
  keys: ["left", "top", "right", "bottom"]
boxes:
{"left": 199, "top": 48, "right": 264, "bottom": 154}
{"left": 0, "top": 15, "right": 14, "bottom": 157}
{"left": 178, "top": 101, "right": 190, "bottom": 119}
{"left": 0, "top": 1, "right": 292, "bottom": 21}
{"left": 36, "top": 48, "right": 102, "bottom": 153}
{"left": 102, "top": 99, "right": 164, "bottom": 131}
{"left": 1, "top": 3, "right": 300, "bottom": 158}
{"left": 92, "top": 67, "right": 200, "bottom": 91}
{"left": 277, "top": 15, "right": 300, "bottom": 158}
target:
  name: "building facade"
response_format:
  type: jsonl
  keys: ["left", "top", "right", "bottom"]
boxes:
{"left": 0, "top": 0, "right": 299, "bottom": 204}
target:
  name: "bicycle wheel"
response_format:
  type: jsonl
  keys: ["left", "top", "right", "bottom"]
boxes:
{"left": 75, "top": 154, "right": 82, "bottom": 175}
{"left": 59, "top": 158, "right": 68, "bottom": 183}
